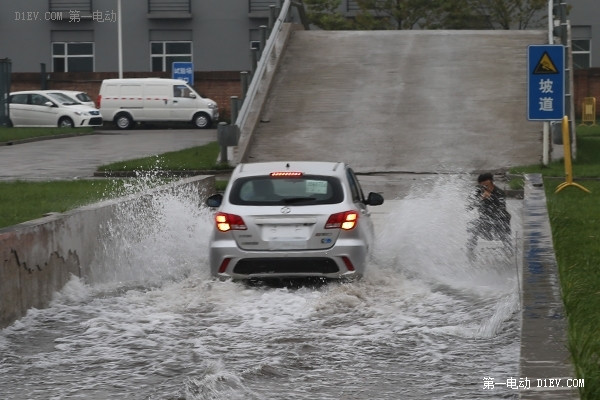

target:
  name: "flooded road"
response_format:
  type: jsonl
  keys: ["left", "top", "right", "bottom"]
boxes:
{"left": 0, "top": 176, "right": 522, "bottom": 399}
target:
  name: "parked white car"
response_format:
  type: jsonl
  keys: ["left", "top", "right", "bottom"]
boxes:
{"left": 98, "top": 78, "right": 218, "bottom": 129}
{"left": 46, "top": 90, "right": 97, "bottom": 108}
{"left": 8, "top": 90, "right": 103, "bottom": 128}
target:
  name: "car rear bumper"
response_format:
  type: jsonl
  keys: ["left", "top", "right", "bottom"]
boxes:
{"left": 209, "top": 239, "right": 368, "bottom": 280}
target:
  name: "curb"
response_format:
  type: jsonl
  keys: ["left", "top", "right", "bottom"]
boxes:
{"left": 0, "top": 131, "right": 97, "bottom": 146}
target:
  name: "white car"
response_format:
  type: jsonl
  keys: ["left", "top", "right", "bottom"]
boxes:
{"left": 8, "top": 90, "right": 103, "bottom": 128}
{"left": 205, "top": 161, "right": 384, "bottom": 281}
{"left": 46, "top": 90, "right": 97, "bottom": 108}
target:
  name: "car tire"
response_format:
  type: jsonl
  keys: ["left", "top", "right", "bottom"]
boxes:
{"left": 58, "top": 117, "right": 75, "bottom": 128}
{"left": 192, "top": 112, "right": 211, "bottom": 129}
{"left": 114, "top": 113, "right": 134, "bottom": 130}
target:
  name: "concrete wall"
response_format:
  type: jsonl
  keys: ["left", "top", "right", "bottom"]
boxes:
{"left": 519, "top": 174, "right": 578, "bottom": 399}
{"left": 0, "top": 175, "right": 215, "bottom": 329}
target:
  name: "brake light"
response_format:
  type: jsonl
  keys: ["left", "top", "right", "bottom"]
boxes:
{"left": 215, "top": 212, "right": 247, "bottom": 232}
{"left": 270, "top": 171, "right": 303, "bottom": 177}
{"left": 97, "top": 95, "right": 101, "bottom": 108}
{"left": 325, "top": 211, "right": 359, "bottom": 230}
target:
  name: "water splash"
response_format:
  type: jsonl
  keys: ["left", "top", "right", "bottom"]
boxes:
{"left": 0, "top": 174, "right": 521, "bottom": 400}
{"left": 87, "top": 172, "right": 214, "bottom": 288}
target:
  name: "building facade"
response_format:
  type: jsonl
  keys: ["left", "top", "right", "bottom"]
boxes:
{"left": 567, "top": 0, "right": 597, "bottom": 68}
{"left": 0, "top": 0, "right": 286, "bottom": 73}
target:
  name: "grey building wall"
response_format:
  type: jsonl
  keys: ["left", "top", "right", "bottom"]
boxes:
{"left": 0, "top": 0, "right": 275, "bottom": 73}
{"left": 567, "top": 0, "right": 599, "bottom": 67}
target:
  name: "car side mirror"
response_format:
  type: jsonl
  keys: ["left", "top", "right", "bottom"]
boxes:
{"left": 365, "top": 192, "right": 384, "bottom": 206}
{"left": 189, "top": 93, "right": 197, "bottom": 99}
{"left": 206, "top": 193, "right": 223, "bottom": 208}
{"left": 44, "top": 101, "right": 54, "bottom": 107}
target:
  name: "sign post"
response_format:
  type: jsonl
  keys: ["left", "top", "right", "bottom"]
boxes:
{"left": 528, "top": 45, "right": 565, "bottom": 121}
{"left": 172, "top": 62, "right": 194, "bottom": 85}
{"left": 528, "top": 45, "right": 565, "bottom": 165}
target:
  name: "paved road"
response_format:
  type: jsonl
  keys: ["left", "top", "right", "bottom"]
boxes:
{"left": 249, "top": 30, "right": 547, "bottom": 174}
{"left": 0, "top": 129, "right": 216, "bottom": 181}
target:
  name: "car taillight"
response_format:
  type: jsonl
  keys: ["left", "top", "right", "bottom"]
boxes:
{"left": 215, "top": 212, "right": 247, "bottom": 232}
{"left": 97, "top": 95, "right": 101, "bottom": 108}
{"left": 325, "top": 211, "right": 358, "bottom": 230}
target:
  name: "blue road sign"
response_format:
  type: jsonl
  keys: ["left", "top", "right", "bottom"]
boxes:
{"left": 172, "top": 62, "right": 194, "bottom": 85}
{"left": 527, "top": 45, "right": 564, "bottom": 121}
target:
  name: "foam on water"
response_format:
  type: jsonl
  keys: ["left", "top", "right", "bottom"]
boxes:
{"left": 0, "top": 175, "right": 522, "bottom": 399}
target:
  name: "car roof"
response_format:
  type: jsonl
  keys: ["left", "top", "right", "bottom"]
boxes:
{"left": 9, "top": 90, "right": 81, "bottom": 95}
{"left": 101, "top": 78, "right": 188, "bottom": 85}
{"left": 10, "top": 91, "right": 44, "bottom": 95}
{"left": 46, "top": 90, "right": 86, "bottom": 95}
{"left": 233, "top": 161, "right": 347, "bottom": 178}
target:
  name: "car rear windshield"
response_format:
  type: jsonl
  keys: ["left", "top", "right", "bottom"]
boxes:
{"left": 229, "top": 175, "right": 344, "bottom": 206}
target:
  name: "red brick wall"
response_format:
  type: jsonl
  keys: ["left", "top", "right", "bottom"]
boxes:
{"left": 10, "top": 71, "right": 242, "bottom": 123}
{"left": 17, "top": 69, "right": 599, "bottom": 122}
{"left": 574, "top": 68, "right": 600, "bottom": 119}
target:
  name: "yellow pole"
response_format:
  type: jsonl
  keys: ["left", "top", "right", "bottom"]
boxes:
{"left": 556, "top": 115, "right": 590, "bottom": 193}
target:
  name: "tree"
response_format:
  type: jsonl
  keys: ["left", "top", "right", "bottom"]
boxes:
{"left": 302, "top": 0, "right": 547, "bottom": 30}
{"left": 467, "top": 0, "right": 547, "bottom": 29}
{"left": 303, "top": 0, "right": 354, "bottom": 30}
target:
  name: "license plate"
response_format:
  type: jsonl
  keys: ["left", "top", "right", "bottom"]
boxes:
{"left": 263, "top": 224, "right": 310, "bottom": 241}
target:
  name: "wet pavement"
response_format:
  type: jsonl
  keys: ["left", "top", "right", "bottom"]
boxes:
{"left": 0, "top": 129, "right": 216, "bottom": 181}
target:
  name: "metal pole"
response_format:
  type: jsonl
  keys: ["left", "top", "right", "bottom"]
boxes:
{"left": 230, "top": 96, "right": 239, "bottom": 124}
{"left": 269, "top": 5, "right": 276, "bottom": 32}
{"left": 543, "top": 0, "right": 553, "bottom": 165}
{"left": 548, "top": 0, "right": 554, "bottom": 45}
{"left": 118, "top": 0, "right": 123, "bottom": 78}
{"left": 240, "top": 71, "right": 249, "bottom": 102}
{"left": 543, "top": 123, "right": 549, "bottom": 166}
{"left": 40, "top": 63, "right": 47, "bottom": 90}
{"left": 259, "top": 25, "right": 267, "bottom": 60}
{"left": 250, "top": 48, "right": 258, "bottom": 79}
{"left": 218, "top": 122, "right": 228, "bottom": 164}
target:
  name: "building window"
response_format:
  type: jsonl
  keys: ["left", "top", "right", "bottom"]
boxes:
{"left": 572, "top": 39, "right": 591, "bottom": 69}
{"left": 49, "top": 0, "right": 92, "bottom": 13}
{"left": 148, "top": 0, "right": 191, "bottom": 13}
{"left": 249, "top": 0, "right": 280, "bottom": 12}
{"left": 150, "top": 41, "right": 192, "bottom": 72}
{"left": 52, "top": 42, "right": 94, "bottom": 72}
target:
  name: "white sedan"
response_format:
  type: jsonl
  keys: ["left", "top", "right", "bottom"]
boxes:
{"left": 8, "top": 90, "right": 103, "bottom": 128}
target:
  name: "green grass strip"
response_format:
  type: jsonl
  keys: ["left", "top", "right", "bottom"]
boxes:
{"left": 543, "top": 181, "right": 600, "bottom": 400}
{"left": 97, "top": 141, "right": 229, "bottom": 172}
{"left": 0, "top": 179, "right": 132, "bottom": 228}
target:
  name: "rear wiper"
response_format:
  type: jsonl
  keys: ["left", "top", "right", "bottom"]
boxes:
{"left": 282, "top": 197, "right": 316, "bottom": 204}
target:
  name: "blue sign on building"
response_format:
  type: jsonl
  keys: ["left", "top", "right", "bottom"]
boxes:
{"left": 527, "top": 45, "right": 564, "bottom": 121}
{"left": 172, "top": 62, "right": 194, "bottom": 85}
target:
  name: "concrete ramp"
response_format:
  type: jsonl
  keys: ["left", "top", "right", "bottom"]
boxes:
{"left": 246, "top": 30, "right": 548, "bottom": 174}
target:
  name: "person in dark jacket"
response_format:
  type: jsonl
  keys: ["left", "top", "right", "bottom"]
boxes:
{"left": 466, "top": 173, "right": 512, "bottom": 259}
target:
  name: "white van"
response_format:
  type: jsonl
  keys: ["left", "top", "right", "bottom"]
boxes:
{"left": 98, "top": 78, "right": 218, "bottom": 129}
